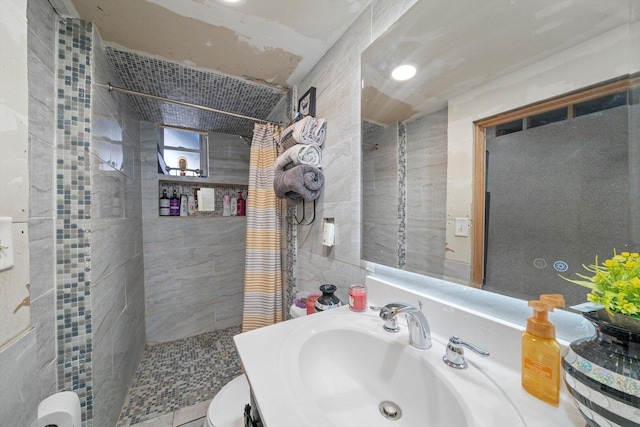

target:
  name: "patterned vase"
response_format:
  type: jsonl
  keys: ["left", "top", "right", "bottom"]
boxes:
{"left": 561, "top": 310, "right": 640, "bottom": 427}
{"left": 314, "top": 284, "right": 342, "bottom": 312}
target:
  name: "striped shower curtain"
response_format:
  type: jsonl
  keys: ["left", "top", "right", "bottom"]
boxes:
{"left": 242, "top": 123, "right": 283, "bottom": 332}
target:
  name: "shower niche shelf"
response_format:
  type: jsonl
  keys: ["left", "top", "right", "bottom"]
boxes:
{"left": 159, "top": 179, "right": 248, "bottom": 218}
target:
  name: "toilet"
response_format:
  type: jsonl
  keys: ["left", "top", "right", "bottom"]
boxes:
{"left": 205, "top": 374, "right": 250, "bottom": 427}
{"left": 207, "top": 309, "right": 304, "bottom": 426}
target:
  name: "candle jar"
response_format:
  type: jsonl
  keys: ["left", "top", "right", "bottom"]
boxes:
{"left": 306, "top": 294, "right": 320, "bottom": 315}
{"left": 349, "top": 284, "right": 367, "bottom": 312}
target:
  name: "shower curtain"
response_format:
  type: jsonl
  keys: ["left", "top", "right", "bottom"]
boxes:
{"left": 242, "top": 123, "right": 283, "bottom": 332}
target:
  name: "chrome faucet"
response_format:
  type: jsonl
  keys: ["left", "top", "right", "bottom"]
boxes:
{"left": 379, "top": 302, "right": 432, "bottom": 349}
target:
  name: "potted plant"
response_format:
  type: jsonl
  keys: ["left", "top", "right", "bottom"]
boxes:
{"left": 560, "top": 250, "right": 640, "bottom": 426}
{"left": 562, "top": 250, "right": 640, "bottom": 329}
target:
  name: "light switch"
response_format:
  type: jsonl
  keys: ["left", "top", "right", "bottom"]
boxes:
{"left": 0, "top": 217, "right": 14, "bottom": 271}
{"left": 454, "top": 217, "right": 469, "bottom": 237}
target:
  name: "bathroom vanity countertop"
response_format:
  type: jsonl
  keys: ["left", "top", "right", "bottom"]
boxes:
{"left": 234, "top": 280, "right": 586, "bottom": 427}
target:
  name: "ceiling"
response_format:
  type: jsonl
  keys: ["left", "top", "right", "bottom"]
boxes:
{"left": 55, "top": 0, "right": 372, "bottom": 136}
{"left": 362, "top": 0, "right": 639, "bottom": 125}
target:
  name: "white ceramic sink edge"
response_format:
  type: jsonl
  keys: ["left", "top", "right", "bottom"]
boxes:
{"left": 237, "top": 306, "right": 584, "bottom": 427}
{"left": 276, "top": 309, "right": 524, "bottom": 426}
{"left": 364, "top": 276, "right": 586, "bottom": 426}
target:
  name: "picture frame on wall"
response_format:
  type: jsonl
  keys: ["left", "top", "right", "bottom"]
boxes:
{"left": 298, "top": 87, "right": 316, "bottom": 117}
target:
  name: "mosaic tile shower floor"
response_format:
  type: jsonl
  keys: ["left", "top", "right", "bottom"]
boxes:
{"left": 117, "top": 326, "right": 243, "bottom": 426}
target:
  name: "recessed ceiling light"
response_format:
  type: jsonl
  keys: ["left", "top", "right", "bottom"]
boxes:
{"left": 391, "top": 64, "right": 417, "bottom": 81}
{"left": 222, "top": 0, "right": 242, "bottom": 3}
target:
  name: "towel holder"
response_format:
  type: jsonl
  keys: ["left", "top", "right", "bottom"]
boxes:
{"left": 293, "top": 199, "right": 316, "bottom": 226}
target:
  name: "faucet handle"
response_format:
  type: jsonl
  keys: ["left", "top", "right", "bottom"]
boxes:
{"left": 443, "top": 336, "right": 489, "bottom": 369}
{"left": 370, "top": 306, "right": 399, "bottom": 332}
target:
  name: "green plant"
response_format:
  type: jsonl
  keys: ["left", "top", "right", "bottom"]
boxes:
{"left": 562, "top": 251, "right": 640, "bottom": 317}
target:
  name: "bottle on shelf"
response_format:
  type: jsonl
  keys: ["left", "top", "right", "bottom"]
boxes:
{"left": 237, "top": 192, "right": 246, "bottom": 216}
{"left": 170, "top": 189, "right": 180, "bottom": 216}
{"left": 222, "top": 194, "right": 231, "bottom": 216}
{"left": 230, "top": 193, "right": 238, "bottom": 216}
{"left": 159, "top": 189, "right": 170, "bottom": 216}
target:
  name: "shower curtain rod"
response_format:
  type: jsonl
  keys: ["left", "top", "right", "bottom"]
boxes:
{"left": 96, "top": 82, "right": 281, "bottom": 126}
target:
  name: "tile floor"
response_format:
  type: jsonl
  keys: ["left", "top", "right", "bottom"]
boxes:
{"left": 116, "top": 326, "right": 244, "bottom": 427}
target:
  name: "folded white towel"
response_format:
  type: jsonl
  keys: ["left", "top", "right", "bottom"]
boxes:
{"left": 297, "top": 144, "right": 322, "bottom": 168}
{"left": 292, "top": 116, "right": 325, "bottom": 146}
{"left": 278, "top": 116, "right": 327, "bottom": 150}
{"left": 275, "top": 144, "right": 322, "bottom": 170}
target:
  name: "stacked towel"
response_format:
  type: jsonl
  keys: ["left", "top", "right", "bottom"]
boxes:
{"left": 274, "top": 164, "right": 324, "bottom": 202}
{"left": 275, "top": 144, "right": 322, "bottom": 170}
{"left": 279, "top": 116, "right": 327, "bottom": 151}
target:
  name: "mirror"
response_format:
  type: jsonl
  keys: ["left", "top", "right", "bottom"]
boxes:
{"left": 361, "top": 0, "right": 639, "bottom": 307}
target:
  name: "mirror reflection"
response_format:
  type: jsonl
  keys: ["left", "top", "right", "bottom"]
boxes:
{"left": 361, "top": 0, "right": 639, "bottom": 307}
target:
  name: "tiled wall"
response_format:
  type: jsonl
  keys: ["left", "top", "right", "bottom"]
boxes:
{"left": 141, "top": 126, "right": 249, "bottom": 344}
{"left": 293, "top": 0, "right": 417, "bottom": 302}
{"left": 0, "top": 6, "right": 140, "bottom": 427}
{"left": 361, "top": 109, "right": 448, "bottom": 275}
{"left": 90, "top": 25, "right": 146, "bottom": 427}
{"left": 362, "top": 122, "right": 399, "bottom": 267}
{"left": 54, "top": 16, "right": 145, "bottom": 426}
{"left": 405, "top": 110, "right": 448, "bottom": 276}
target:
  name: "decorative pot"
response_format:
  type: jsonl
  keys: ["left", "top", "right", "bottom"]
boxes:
{"left": 561, "top": 310, "right": 640, "bottom": 427}
{"left": 314, "top": 284, "right": 342, "bottom": 312}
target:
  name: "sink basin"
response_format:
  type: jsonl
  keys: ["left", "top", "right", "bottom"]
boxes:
{"left": 278, "top": 310, "right": 524, "bottom": 426}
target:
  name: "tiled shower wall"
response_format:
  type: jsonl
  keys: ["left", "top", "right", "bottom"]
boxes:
{"left": 56, "top": 17, "right": 145, "bottom": 426}
{"left": 141, "top": 126, "right": 249, "bottom": 344}
{"left": 362, "top": 122, "right": 399, "bottom": 267}
{"left": 405, "top": 110, "right": 448, "bottom": 276}
{"left": 361, "top": 109, "right": 448, "bottom": 276}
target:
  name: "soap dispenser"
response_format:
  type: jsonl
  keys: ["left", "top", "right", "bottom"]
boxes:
{"left": 521, "top": 293, "right": 565, "bottom": 405}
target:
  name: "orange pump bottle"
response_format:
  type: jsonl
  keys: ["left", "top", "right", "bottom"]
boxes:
{"left": 521, "top": 294, "right": 565, "bottom": 405}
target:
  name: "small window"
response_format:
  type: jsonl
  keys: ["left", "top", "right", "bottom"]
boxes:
{"left": 495, "top": 119, "right": 523, "bottom": 137}
{"left": 159, "top": 127, "right": 209, "bottom": 177}
{"left": 573, "top": 91, "right": 628, "bottom": 117}
{"left": 526, "top": 107, "right": 568, "bottom": 129}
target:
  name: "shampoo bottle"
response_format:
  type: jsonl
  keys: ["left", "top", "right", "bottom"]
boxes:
{"left": 222, "top": 195, "right": 231, "bottom": 216}
{"left": 230, "top": 194, "right": 238, "bottom": 216}
{"left": 237, "top": 192, "right": 245, "bottom": 216}
{"left": 159, "top": 189, "right": 170, "bottom": 216}
{"left": 521, "top": 293, "right": 565, "bottom": 405}
{"left": 169, "top": 189, "right": 180, "bottom": 216}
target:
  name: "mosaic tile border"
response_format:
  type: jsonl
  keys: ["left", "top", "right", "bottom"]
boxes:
{"left": 56, "top": 17, "right": 94, "bottom": 425}
{"left": 397, "top": 122, "right": 407, "bottom": 269}
{"left": 283, "top": 87, "right": 297, "bottom": 317}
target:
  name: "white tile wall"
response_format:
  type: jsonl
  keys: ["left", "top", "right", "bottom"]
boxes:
{"left": 294, "top": 0, "right": 417, "bottom": 300}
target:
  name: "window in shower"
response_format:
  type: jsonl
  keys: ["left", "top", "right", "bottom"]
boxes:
{"left": 159, "top": 126, "right": 209, "bottom": 177}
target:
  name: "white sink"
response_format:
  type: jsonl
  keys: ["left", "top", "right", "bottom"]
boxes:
{"left": 276, "top": 310, "right": 524, "bottom": 427}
